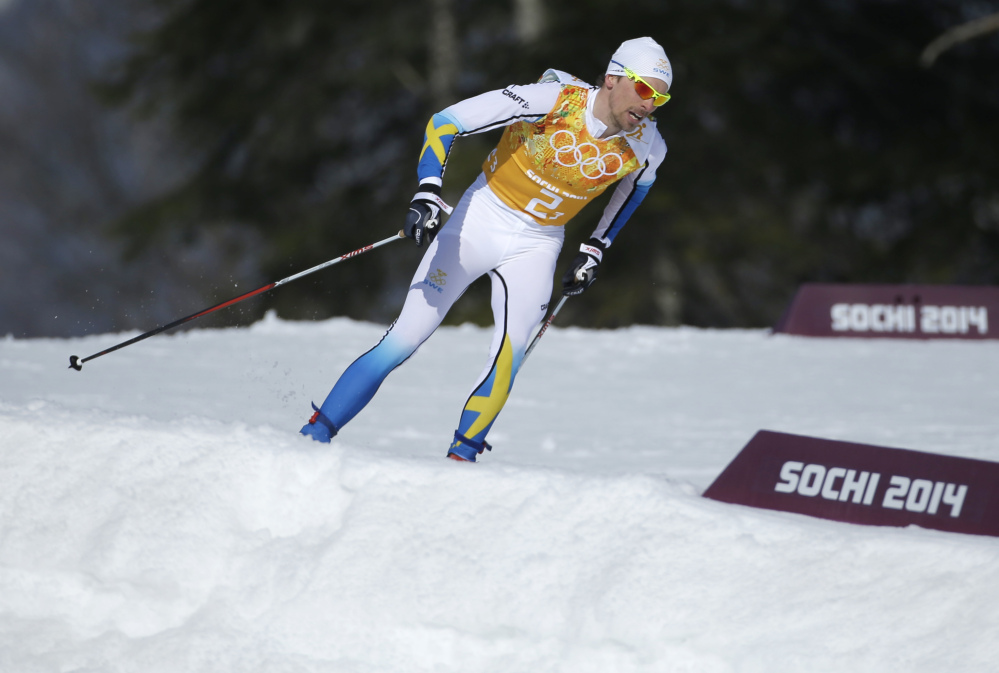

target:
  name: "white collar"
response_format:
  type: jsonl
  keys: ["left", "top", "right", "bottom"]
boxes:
{"left": 585, "top": 87, "right": 625, "bottom": 140}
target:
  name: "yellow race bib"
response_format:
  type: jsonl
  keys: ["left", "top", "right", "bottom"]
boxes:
{"left": 483, "top": 85, "right": 640, "bottom": 225}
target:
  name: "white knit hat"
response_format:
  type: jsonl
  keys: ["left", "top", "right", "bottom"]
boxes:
{"left": 606, "top": 37, "right": 672, "bottom": 90}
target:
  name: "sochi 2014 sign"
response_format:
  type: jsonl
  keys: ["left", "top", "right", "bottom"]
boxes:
{"left": 703, "top": 430, "right": 999, "bottom": 537}
{"left": 773, "top": 283, "right": 999, "bottom": 339}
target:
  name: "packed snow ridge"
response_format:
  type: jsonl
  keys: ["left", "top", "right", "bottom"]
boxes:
{"left": 2, "top": 313, "right": 997, "bottom": 672}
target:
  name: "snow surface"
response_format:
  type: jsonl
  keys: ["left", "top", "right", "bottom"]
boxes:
{"left": 2, "top": 312, "right": 998, "bottom": 672}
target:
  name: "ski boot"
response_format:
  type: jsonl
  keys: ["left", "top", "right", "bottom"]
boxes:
{"left": 300, "top": 403, "right": 337, "bottom": 443}
{"left": 446, "top": 431, "right": 492, "bottom": 462}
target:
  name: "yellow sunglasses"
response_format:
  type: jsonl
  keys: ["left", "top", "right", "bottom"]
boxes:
{"left": 611, "top": 60, "right": 671, "bottom": 106}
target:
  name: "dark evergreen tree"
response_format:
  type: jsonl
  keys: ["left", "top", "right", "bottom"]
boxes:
{"left": 99, "top": 0, "right": 999, "bottom": 329}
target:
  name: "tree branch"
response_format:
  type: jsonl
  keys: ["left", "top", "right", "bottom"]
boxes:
{"left": 921, "top": 11, "right": 999, "bottom": 67}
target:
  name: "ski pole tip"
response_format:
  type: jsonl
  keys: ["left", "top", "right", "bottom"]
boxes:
{"left": 69, "top": 355, "right": 83, "bottom": 371}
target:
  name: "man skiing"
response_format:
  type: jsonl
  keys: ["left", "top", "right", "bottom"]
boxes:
{"left": 301, "top": 37, "right": 671, "bottom": 462}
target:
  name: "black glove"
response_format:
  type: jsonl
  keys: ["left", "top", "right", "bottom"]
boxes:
{"left": 404, "top": 185, "right": 453, "bottom": 247}
{"left": 561, "top": 238, "right": 606, "bottom": 296}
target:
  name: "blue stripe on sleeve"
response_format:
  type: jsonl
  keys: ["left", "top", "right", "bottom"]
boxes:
{"left": 605, "top": 180, "right": 651, "bottom": 244}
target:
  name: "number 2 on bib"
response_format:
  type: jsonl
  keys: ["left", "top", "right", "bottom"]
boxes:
{"left": 526, "top": 188, "right": 564, "bottom": 221}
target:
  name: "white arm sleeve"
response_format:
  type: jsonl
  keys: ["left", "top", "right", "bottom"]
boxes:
{"left": 438, "top": 82, "right": 562, "bottom": 135}
{"left": 591, "top": 131, "right": 667, "bottom": 245}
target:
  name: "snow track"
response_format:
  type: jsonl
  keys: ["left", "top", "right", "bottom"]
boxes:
{"left": 2, "top": 316, "right": 998, "bottom": 671}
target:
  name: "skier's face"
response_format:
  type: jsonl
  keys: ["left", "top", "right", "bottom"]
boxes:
{"left": 606, "top": 74, "right": 665, "bottom": 132}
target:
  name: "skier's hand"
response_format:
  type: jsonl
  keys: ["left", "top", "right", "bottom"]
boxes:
{"left": 404, "top": 186, "right": 452, "bottom": 247}
{"left": 561, "top": 239, "right": 606, "bottom": 296}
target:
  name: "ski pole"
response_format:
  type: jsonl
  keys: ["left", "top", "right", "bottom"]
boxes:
{"left": 522, "top": 295, "right": 569, "bottom": 366}
{"left": 69, "top": 231, "right": 405, "bottom": 371}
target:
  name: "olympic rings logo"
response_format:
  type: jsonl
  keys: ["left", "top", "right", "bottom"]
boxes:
{"left": 550, "top": 130, "right": 623, "bottom": 179}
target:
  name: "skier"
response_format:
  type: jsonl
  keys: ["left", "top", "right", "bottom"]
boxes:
{"left": 301, "top": 37, "right": 671, "bottom": 461}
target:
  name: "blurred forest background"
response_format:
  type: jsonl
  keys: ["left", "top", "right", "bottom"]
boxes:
{"left": 2, "top": 0, "right": 998, "bottom": 338}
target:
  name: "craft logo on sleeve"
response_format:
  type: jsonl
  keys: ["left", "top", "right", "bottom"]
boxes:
{"left": 502, "top": 89, "right": 529, "bottom": 109}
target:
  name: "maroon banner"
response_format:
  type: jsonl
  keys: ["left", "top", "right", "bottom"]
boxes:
{"left": 773, "top": 283, "right": 999, "bottom": 339}
{"left": 703, "top": 430, "right": 999, "bottom": 537}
